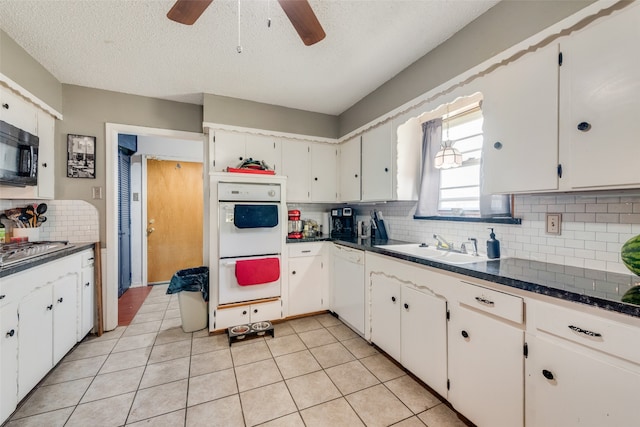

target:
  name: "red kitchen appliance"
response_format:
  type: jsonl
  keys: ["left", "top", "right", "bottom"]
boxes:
{"left": 288, "top": 209, "right": 303, "bottom": 239}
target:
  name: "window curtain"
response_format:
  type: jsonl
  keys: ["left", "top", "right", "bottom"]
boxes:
{"left": 415, "top": 119, "right": 442, "bottom": 217}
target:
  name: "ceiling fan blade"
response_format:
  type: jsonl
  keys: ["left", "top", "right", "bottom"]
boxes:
{"left": 167, "top": 0, "right": 213, "bottom": 25}
{"left": 278, "top": 0, "right": 326, "bottom": 46}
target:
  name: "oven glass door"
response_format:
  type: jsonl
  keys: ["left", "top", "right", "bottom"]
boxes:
{"left": 218, "top": 255, "right": 281, "bottom": 304}
{"left": 219, "top": 202, "right": 281, "bottom": 258}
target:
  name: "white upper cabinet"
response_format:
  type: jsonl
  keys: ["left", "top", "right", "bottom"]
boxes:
{"left": 361, "top": 122, "right": 393, "bottom": 201}
{"left": 310, "top": 143, "right": 337, "bottom": 203}
{"left": 338, "top": 136, "right": 361, "bottom": 202}
{"left": 281, "top": 139, "right": 311, "bottom": 202}
{"left": 37, "top": 111, "right": 55, "bottom": 199}
{"left": 481, "top": 42, "right": 560, "bottom": 194}
{"left": 211, "top": 130, "right": 281, "bottom": 173}
{"left": 559, "top": 3, "right": 640, "bottom": 190}
{"left": 0, "top": 87, "right": 38, "bottom": 135}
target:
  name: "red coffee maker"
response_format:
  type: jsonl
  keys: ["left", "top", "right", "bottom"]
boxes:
{"left": 288, "top": 210, "right": 303, "bottom": 239}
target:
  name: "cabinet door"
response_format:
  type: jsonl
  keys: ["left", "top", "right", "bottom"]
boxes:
{"left": 18, "top": 286, "right": 53, "bottom": 400}
{"left": 339, "top": 136, "right": 361, "bottom": 202}
{"left": 212, "top": 130, "right": 245, "bottom": 172}
{"left": 245, "top": 135, "right": 281, "bottom": 173}
{"left": 561, "top": 4, "right": 640, "bottom": 189}
{"left": 52, "top": 275, "right": 79, "bottom": 364}
{"left": 1, "top": 302, "right": 19, "bottom": 423}
{"left": 0, "top": 87, "right": 38, "bottom": 135}
{"left": 37, "top": 111, "right": 55, "bottom": 199}
{"left": 361, "top": 122, "right": 393, "bottom": 201}
{"left": 448, "top": 304, "right": 524, "bottom": 427}
{"left": 215, "top": 306, "right": 251, "bottom": 329}
{"left": 370, "top": 274, "right": 401, "bottom": 362}
{"left": 281, "top": 140, "right": 311, "bottom": 202}
{"left": 401, "top": 287, "right": 448, "bottom": 398}
{"left": 79, "top": 265, "right": 95, "bottom": 339}
{"left": 481, "top": 43, "right": 559, "bottom": 193}
{"left": 526, "top": 333, "right": 640, "bottom": 427}
{"left": 310, "top": 143, "right": 337, "bottom": 202}
{"left": 288, "top": 256, "right": 323, "bottom": 316}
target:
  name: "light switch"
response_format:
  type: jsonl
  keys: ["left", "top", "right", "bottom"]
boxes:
{"left": 546, "top": 213, "right": 561, "bottom": 235}
{"left": 92, "top": 186, "right": 103, "bottom": 200}
{"left": 133, "top": 192, "right": 139, "bottom": 201}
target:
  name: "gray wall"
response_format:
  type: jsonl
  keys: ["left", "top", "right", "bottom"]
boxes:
{"left": 204, "top": 94, "right": 339, "bottom": 139}
{"left": 0, "top": 29, "right": 63, "bottom": 113}
{"left": 58, "top": 85, "right": 203, "bottom": 244}
{"left": 338, "top": 0, "right": 596, "bottom": 136}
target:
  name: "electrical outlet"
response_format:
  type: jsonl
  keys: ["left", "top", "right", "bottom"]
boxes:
{"left": 546, "top": 213, "right": 561, "bottom": 235}
{"left": 92, "top": 186, "right": 103, "bottom": 200}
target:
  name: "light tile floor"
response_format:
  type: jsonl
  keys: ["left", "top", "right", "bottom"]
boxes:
{"left": 7, "top": 285, "right": 471, "bottom": 427}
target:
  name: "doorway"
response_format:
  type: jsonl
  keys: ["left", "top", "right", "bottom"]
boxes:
{"left": 104, "top": 124, "right": 205, "bottom": 331}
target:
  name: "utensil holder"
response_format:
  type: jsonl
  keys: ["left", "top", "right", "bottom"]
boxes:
{"left": 13, "top": 228, "right": 40, "bottom": 242}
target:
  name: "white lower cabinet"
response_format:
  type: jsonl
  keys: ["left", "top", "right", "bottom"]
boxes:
{"left": 18, "top": 274, "right": 78, "bottom": 400}
{"left": 214, "top": 299, "right": 282, "bottom": 329}
{"left": 287, "top": 243, "right": 327, "bottom": 317}
{"left": 0, "top": 302, "right": 19, "bottom": 423}
{"left": 1, "top": 248, "right": 94, "bottom": 422}
{"left": 78, "top": 252, "right": 95, "bottom": 339}
{"left": 370, "top": 273, "right": 448, "bottom": 397}
{"left": 525, "top": 333, "right": 639, "bottom": 427}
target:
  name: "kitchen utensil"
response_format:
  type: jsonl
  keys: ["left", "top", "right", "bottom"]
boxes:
{"left": 36, "top": 216, "right": 47, "bottom": 227}
{"left": 19, "top": 213, "right": 33, "bottom": 228}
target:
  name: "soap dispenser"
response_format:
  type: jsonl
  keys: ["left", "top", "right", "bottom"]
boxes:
{"left": 487, "top": 228, "right": 500, "bottom": 259}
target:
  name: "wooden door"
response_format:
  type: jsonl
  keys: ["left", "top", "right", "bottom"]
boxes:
{"left": 147, "top": 159, "right": 203, "bottom": 283}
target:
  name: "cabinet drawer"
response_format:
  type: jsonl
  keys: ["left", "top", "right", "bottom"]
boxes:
{"left": 459, "top": 281, "right": 523, "bottom": 324}
{"left": 532, "top": 302, "right": 640, "bottom": 365}
{"left": 250, "top": 300, "right": 282, "bottom": 322}
{"left": 288, "top": 243, "right": 323, "bottom": 258}
{"left": 81, "top": 250, "right": 95, "bottom": 267}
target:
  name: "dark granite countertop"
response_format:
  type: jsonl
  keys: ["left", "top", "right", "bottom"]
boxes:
{"left": 0, "top": 242, "right": 96, "bottom": 278}
{"left": 288, "top": 236, "right": 640, "bottom": 318}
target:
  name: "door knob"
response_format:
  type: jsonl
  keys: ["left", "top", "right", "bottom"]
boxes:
{"left": 147, "top": 227, "right": 155, "bottom": 236}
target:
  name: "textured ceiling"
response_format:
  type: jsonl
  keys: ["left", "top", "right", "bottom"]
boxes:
{"left": 0, "top": 0, "right": 499, "bottom": 115}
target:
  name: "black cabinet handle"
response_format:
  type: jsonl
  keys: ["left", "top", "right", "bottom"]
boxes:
{"left": 461, "top": 330, "right": 469, "bottom": 339}
{"left": 494, "top": 141, "right": 503, "bottom": 150}
{"left": 403, "top": 303, "right": 409, "bottom": 310}
{"left": 253, "top": 309, "right": 258, "bottom": 314}
{"left": 542, "top": 369, "right": 554, "bottom": 380}
{"left": 355, "top": 174, "right": 358, "bottom": 178}
{"left": 239, "top": 157, "right": 243, "bottom": 160}
{"left": 42, "top": 162, "right": 47, "bottom": 168}
{"left": 292, "top": 271, "right": 296, "bottom": 275}
{"left": 577, "top": 122, "right": 591, "bottom": 132}
{"left": 85, "top": 282, "right": 91, "bottom": 287}
{"left": 475, "top": 296, "right": 495, "bottom": 306}
{"left": 568, "top": 325, "right": 602, "bottom": 338}
{"left": 314, "top": 177, "right": 318, "bottom": 181}
{"left": 6, "top": 329, "right": 15, "bottom": 338}
{"left": 47, "top": 304, "right": 53, "bottom": 310}
{"left": 58, "top": 297, "right": 64, "bottom": 303}
{"left": 2, "top": 103, "right": 8, "bottom": 109}
{"left": 384, "top": 167, "right": 389, "bottom": 172}
{"left": 391, "top": 296, "right": 396, "bottom": 303}
{"left": 242, "top": 310, "right": 248, "bottom": 315}
{"left": 0, "top": 294, "right": 5, "bottom": 300}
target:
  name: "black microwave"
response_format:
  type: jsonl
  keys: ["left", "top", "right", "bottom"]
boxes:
{"left": 0, "top": 120, "right": 39, "bottom": 187}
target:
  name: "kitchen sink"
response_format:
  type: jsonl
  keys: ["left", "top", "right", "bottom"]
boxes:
{"left": 375, "top": 243, "right": 487, "bottom": 265}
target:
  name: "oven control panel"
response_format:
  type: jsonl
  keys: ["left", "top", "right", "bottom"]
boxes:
{"left": 218, "top": 182, "right": 281, "bottom": 202}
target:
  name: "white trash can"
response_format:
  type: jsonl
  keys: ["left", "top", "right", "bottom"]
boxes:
{"left": 178, "top": 291, "right": 208, "bottom": 333}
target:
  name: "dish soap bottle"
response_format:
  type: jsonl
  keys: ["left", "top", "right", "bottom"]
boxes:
{"left": 487, "top": 228, "right": 500, "bottom": 259}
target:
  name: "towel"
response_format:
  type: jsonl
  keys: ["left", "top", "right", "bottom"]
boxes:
{"left": 235, "top": 257, "right": 280, "bottom": 286}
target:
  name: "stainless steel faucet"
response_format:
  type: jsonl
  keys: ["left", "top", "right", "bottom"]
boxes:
{"left": 461, "top": 238, "right": 479, "bottom": 256}
{"left": 433, "top": 234, "right": 453, "bottom": 250}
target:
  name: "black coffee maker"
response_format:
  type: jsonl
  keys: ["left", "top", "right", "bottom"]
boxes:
{"left": 330, "top": 207, "right": 355, "bottom": 238}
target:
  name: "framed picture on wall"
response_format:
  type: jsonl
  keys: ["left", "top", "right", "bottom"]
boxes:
{"left": 67, "top": 134, "right": 96, "bottom": 178}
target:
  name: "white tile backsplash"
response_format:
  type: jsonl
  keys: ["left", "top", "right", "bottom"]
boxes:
{"left": 358, "top": 193, "right": 640, "bottom": 275}
{"left": 0, "top": 199, "right": 99, "bottom": 243}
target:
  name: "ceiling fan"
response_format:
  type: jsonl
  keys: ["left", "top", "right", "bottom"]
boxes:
{"left": 167, "top": 0, "right": 326, "bottom": 46}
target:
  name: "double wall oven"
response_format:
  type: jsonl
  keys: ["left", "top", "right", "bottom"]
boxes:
{"left": 217, "top": 182, "right": 283, "bottom": 304}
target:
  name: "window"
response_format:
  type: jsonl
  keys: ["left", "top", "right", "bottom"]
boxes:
{"left": 414, "top": 98, "right": 513, "bottom": 221}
